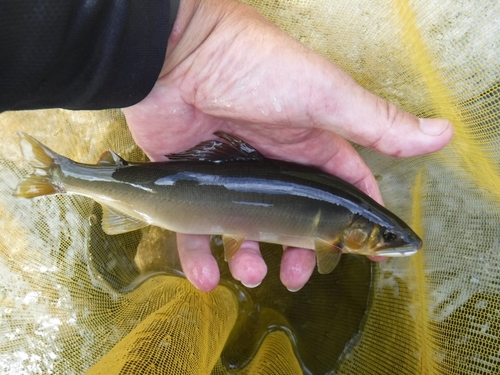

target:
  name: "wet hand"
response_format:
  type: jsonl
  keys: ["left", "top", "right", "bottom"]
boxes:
{"left": 122, "top": 0, "right": 453, "bottom": 292}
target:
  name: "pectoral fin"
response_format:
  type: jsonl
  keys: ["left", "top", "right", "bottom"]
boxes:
{"left": 222, "top": 234, "right": 245, "bottom": 261}
{"left": 314, "top": 238, "right": 343, "bottom": 274}
{"left": 101, "top": 205, "right": 149, "bottom": 235}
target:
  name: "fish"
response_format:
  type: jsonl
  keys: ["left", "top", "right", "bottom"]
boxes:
{"left": 13, "top": 131, "right": 422, "bottom": 274}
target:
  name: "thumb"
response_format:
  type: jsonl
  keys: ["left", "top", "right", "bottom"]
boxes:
{"left": 311, "top": 67, "right": 454, "bottom": 157}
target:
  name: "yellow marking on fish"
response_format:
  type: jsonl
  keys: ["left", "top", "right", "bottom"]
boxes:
{"left": 312, "top": 210, "right": 321, "bottom": 230}
{"left": 344, "top": 229, "right": 368, "bottom": 251}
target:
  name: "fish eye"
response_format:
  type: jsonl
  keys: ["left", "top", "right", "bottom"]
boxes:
{"left": 383, "top": 230, "right": 397, "bottom": 242}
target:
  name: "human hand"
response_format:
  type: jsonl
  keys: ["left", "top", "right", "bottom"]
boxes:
{"left": 122, "top": 0, "right": 453, "bottom": 292}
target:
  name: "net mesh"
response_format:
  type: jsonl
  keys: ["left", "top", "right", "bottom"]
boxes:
{"left": 1, "top": 0, "right": 499, "bottom": 374}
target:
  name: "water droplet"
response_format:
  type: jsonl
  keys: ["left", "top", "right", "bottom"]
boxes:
{"left": 173, "top": 107, "right": 190, "bottom": 115}
{"left": 273, "top": 97, "right": 282, "bottom": 112}
{"left": 212, "top": 97, "right": 232, "bottom": 109}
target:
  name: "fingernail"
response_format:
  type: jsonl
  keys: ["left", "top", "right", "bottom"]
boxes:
{"left": 241, "top": 280, "right": 262, "bottom": 288}
{"left": 419, "top": 118, "right": 450, "bottom": 136}
{"left": 286, "top": 286, "right": 303, "bottom": 292}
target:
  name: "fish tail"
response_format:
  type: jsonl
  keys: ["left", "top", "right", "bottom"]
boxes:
{"left": 13, "top": 131, "right": 65, "bottom": 198}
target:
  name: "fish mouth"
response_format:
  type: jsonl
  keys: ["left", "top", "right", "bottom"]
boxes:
{"left": 375, "top": 245, "right": 419, "bottom": 257}
{"left": 373, "top": 234, "right": 422, "bottom": 257}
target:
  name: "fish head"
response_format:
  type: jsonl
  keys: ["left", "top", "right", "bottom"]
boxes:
{"left": 341, "top": 217, "right": 422, "bottom": 257}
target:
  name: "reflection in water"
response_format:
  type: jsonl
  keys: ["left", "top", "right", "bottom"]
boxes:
{"left": 216, "top": 240, "right": 373, "bottom": 375}
{"left": 86, "top": 201, "right": 373, "bottom": 374}
{"left": 86, "top": 204, "right": 142, "bottom": 293}
{"left": 86, "top": 203, "right": 183, "bottom": 294}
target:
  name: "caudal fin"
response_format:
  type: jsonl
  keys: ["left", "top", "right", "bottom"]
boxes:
{"left": 13, "top": 132, "right": 63, "bottom": 198}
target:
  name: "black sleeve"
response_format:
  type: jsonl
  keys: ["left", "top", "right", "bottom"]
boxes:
{"left": 0, "top": 0, "right": 179, "bottom": 112}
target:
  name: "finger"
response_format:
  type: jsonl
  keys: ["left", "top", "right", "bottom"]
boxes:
{"left": 280, "top": 247, "right": 316, "bottom": 292}
{"left": 177, "top": 233, "right": 220, "bottom": 292}
{"left": 253, "top": 131, "right": 385, "bottom": 204}
{"left": 367, "top": 255, "right": 388, "bottom": 262}
{"left": 310, "top": 67, "right": 454, "bottom": 157}
{"left": 317, "top": 135, "right": 384, "bottom": 204}
{"left": 228, "top": 241, "right": 267, "bottom": 288}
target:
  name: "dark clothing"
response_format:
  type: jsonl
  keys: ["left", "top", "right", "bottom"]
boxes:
{"left": 0, "top": 0, "right": 178, "bottom": 111}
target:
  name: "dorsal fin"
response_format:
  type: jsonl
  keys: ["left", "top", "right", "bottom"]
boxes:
{"left": 98, "top": 151, "right": 128, "bottom": 166}
{"left": 166, "top": 132, "right": 264, "bottom": 163}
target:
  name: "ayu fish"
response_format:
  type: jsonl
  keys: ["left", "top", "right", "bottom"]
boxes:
{"left": 13, "top": 131, "right": 422, "bottom": 274}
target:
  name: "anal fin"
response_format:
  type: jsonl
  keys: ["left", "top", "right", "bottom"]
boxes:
{"left": 222, "top": 234, "right": 245, "bottom": 261}
{"left": 101, "top": 205, "right": 149, "bottom": 235}
{"left": 314, "top": 238, "right": 343, "bottom": 274}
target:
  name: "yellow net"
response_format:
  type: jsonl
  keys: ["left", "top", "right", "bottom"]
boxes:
{"left": 1, "top": 0, "right": 499, "bottom": 374}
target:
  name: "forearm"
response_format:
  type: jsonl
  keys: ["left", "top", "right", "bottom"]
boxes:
{"left": 0, "top": 0, "right": 177, "bottom": 112}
